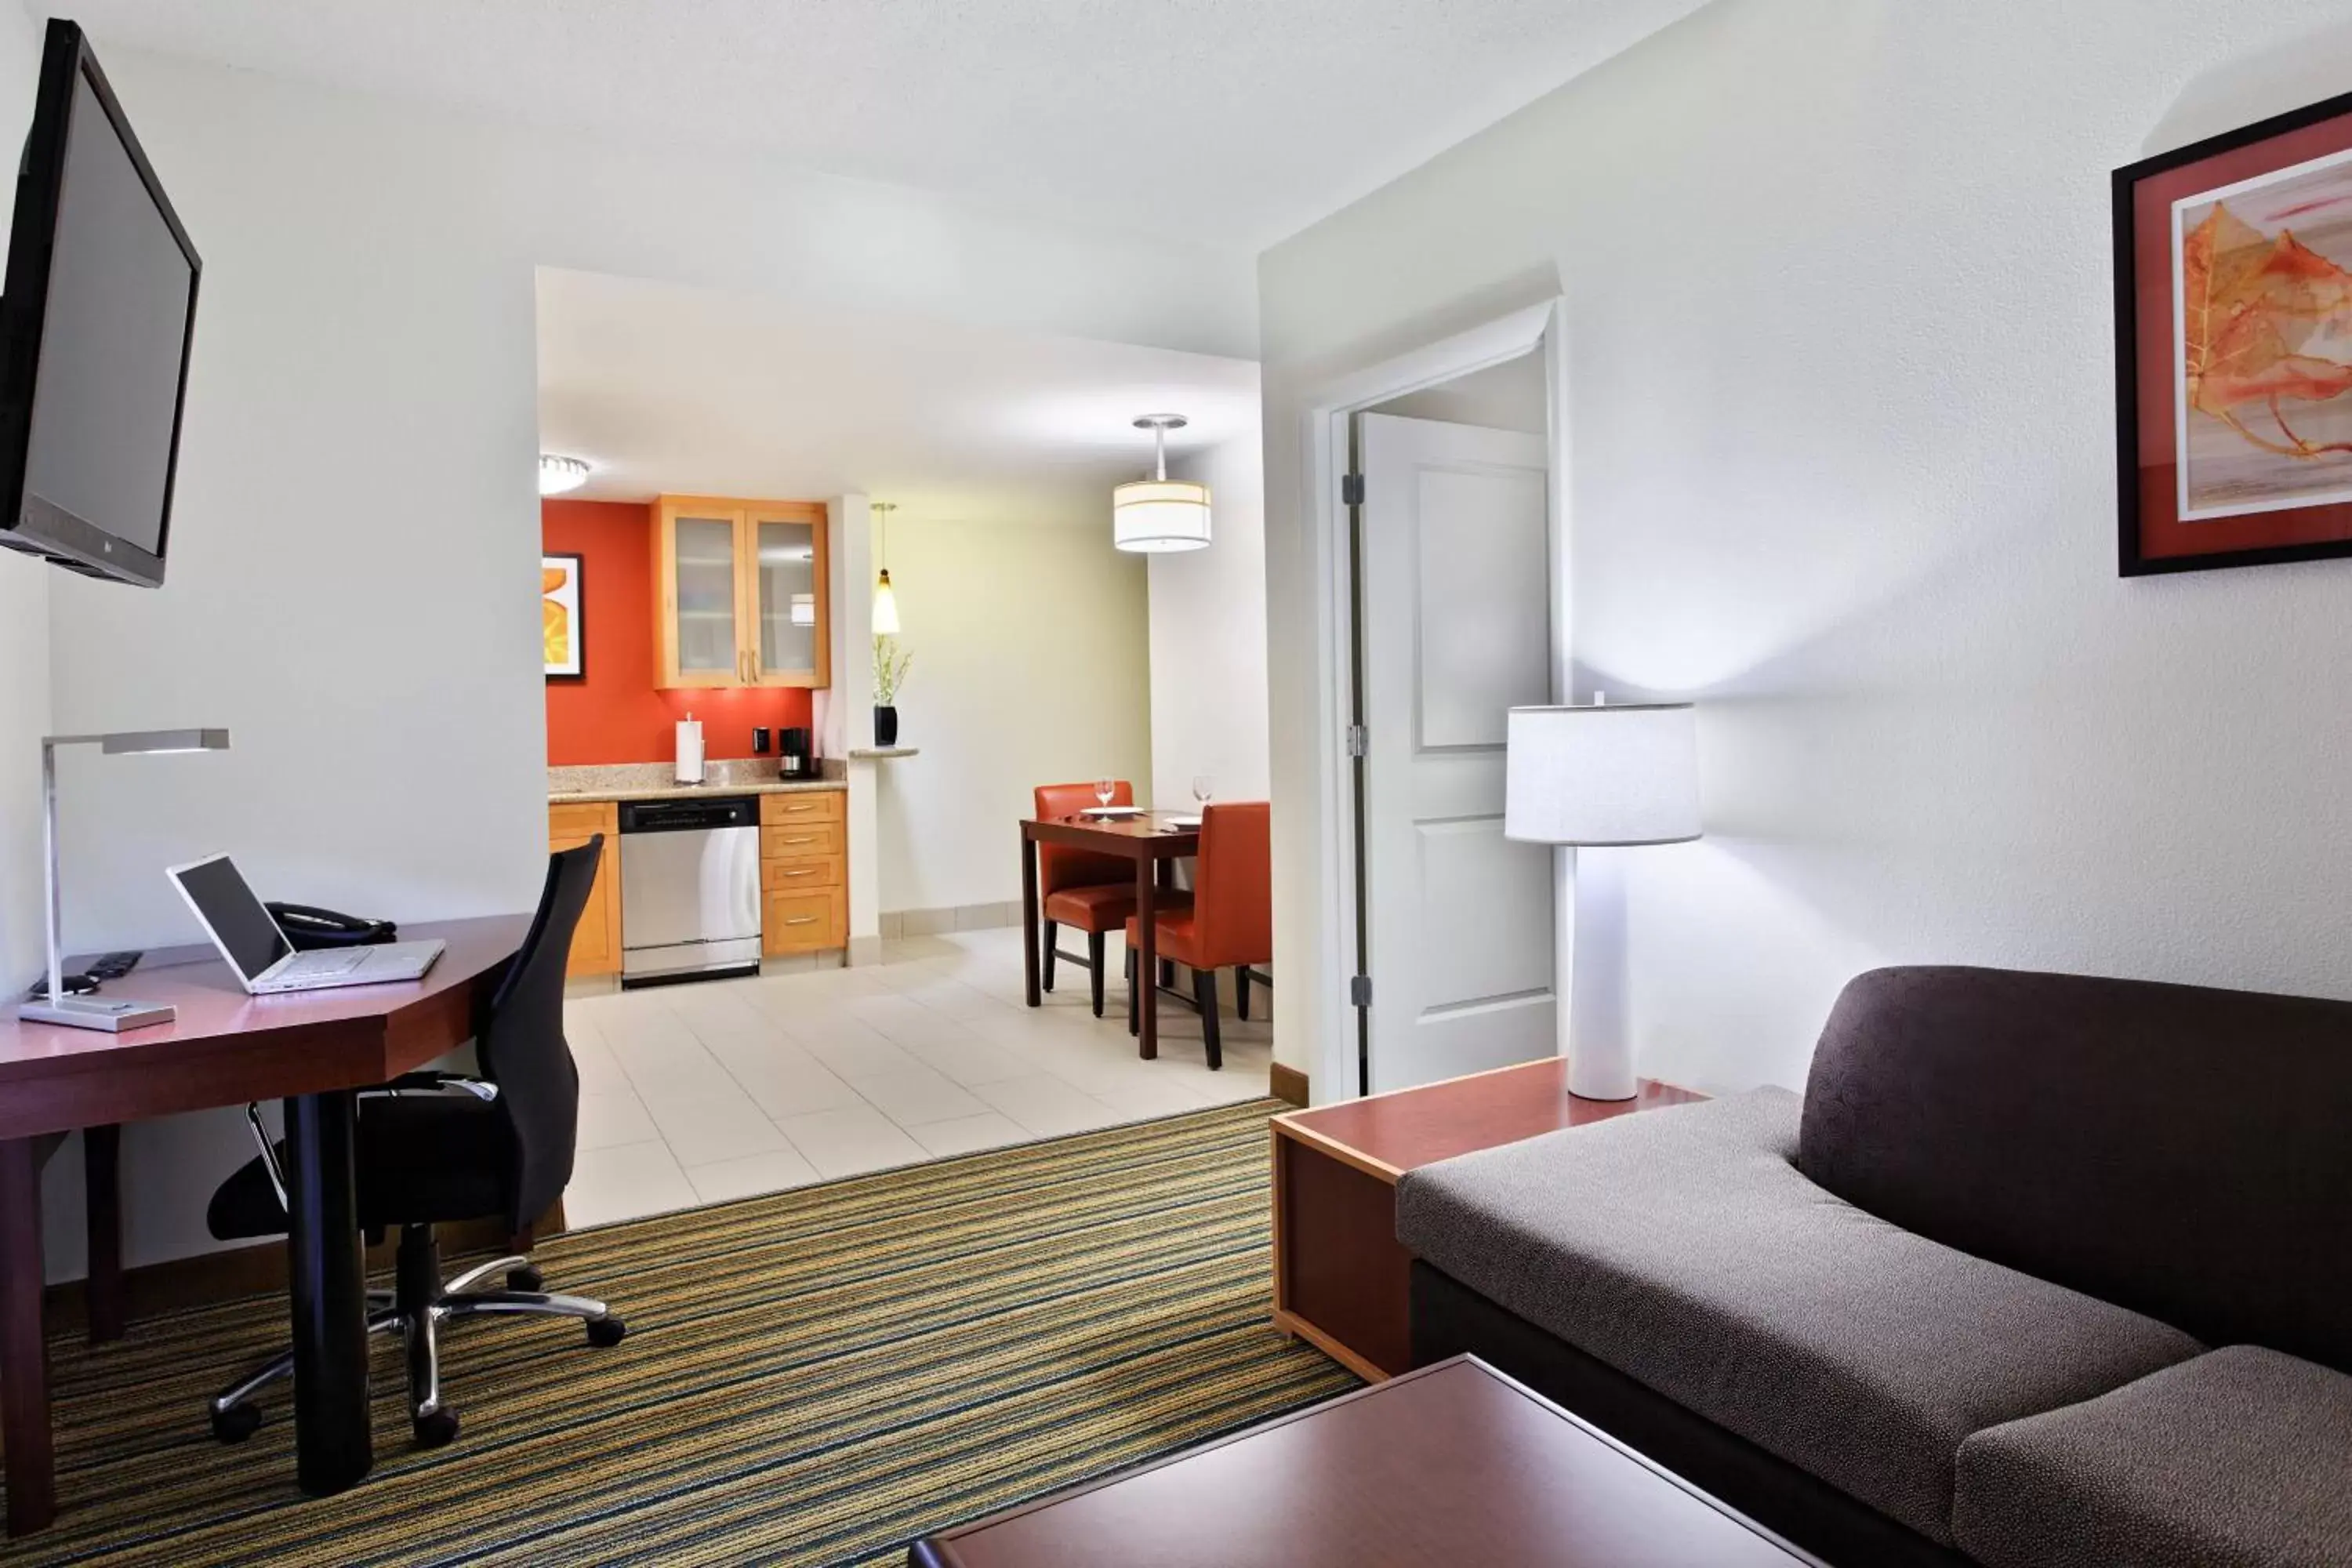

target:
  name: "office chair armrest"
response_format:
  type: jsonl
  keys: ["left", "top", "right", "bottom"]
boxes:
{"left": 362, "top": 1073, "right": 500, "bottom": 1103}
{"left": 242, "top": 1103, "right": 290, "bottom": 1214}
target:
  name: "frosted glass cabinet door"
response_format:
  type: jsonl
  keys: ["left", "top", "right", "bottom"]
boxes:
{"left": 652, "top": 496, "right": 828, "bottom": 689}
{"left": 659, "top": 506, "right": 745, "bottom": 685}
{"left": 748, "top": 505, "right": 829, "bottom": 687}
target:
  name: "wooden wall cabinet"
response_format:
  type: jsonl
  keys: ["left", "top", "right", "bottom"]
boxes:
{"left": 547, "top": 801, "right": 622, "bottom": 977}
{"left": 652, "top": 495, "right": 830, "bottom": 690}
{"left": 760, "top": 791, "right": 847, "bottom": 955}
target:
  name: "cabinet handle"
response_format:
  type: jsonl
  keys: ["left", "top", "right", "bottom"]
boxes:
{"left": 783, "top": 869, "right": 817, "bottom": 877}
{"left": 781, "top": 836, "right": 816, "bottom": 845}
{"left": 786, "top": 916, "right": 818, "bottom": 926}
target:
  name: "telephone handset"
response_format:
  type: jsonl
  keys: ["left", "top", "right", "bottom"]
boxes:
{"left": 265, "top": 902, "right": 398, "bottom": 950}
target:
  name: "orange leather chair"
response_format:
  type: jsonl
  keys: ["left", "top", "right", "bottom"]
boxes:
{"left": 1125, "top": 801, "right": 1269, "bottom": 1069}
{"left": 1033, "top": 781, "right": 1175, "bottom": 1018}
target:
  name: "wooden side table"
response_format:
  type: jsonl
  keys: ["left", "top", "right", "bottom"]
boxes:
{"left": 1272, "top": 1059, "right": 1704, "bottom": 1381}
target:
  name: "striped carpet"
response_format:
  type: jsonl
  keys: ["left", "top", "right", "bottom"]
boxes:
{"left": 5, "top": 1100, "right": 1355, "bottom": 1566}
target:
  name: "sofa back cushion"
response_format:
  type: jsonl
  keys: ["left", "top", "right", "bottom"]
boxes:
{"left": 1800, "top": 966, "right": 2352, "bottom": 1373}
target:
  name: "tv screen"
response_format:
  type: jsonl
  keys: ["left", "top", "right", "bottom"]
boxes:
{"left": 0, "top": 20, "right": 198, "bottom": 588}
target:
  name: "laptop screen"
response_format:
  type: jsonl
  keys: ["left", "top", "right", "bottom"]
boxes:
{"left": 172, "top": 855, "right": 290, "bottom": 980}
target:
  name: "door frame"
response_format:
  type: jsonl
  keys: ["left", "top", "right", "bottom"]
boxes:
{"left": 1296, "top": 297, "right": 1569, "bottom": 1102}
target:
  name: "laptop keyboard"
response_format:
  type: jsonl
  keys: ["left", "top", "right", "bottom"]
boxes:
{"left": 278, "top": 950, "right": 367, "bottom": 979}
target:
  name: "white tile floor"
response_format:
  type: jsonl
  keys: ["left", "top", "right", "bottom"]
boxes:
{"left": 559, "top": 927, "right": 1273, "bottom": 1227}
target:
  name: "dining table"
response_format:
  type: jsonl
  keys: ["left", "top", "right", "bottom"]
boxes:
{"left": 1018, "top": 809, "right": 1201, "bottom": 1061}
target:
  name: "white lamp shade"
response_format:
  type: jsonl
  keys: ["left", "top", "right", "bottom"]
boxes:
{"left": 1504, "top": 703, "right": 1700, "bottom": 847}
{"left": 1112, "top": 479, "right": 1211, "bottom": 553}
{"left": 871, "top": 572, "right": 900, "bottom": 634}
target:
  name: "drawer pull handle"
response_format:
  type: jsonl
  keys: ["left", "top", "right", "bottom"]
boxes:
{"left": 784, "top": 869, "right": 816, "bottom": 877}
{"left": 782, "top": 836, "right": 816, "bottom": 845}
{"left": 786, "top": 916, "right": 819, "bottom": 926}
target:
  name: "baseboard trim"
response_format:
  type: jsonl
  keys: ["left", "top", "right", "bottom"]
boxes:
{"left": 1269, "top": 1062, "right": 1310, "bottom": 1107}
{"left": 42, "top": 1207, "right": 561, "bottom": 1337}
{"left": 882, "top": 902, "right": 1021, "bottom": 939}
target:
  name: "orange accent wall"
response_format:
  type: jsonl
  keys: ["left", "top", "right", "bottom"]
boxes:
{"left": 543, "top": 499, "right": 815, "bottom": 766}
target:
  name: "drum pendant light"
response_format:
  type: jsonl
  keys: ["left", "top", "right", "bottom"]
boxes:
{"left": 1112, "top": 414, "right": 1211, "bottom": 553}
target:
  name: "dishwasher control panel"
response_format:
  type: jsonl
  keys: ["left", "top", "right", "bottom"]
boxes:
{"left": 616, "top": 797, "right": 759, "bottom": 834}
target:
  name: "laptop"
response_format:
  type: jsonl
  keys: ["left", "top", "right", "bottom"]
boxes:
{"left": 167, "top": 854, "right": 445, "bottom": 994}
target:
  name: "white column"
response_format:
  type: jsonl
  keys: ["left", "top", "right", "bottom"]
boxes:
{"left": 829, "top": 494, "right": 884, "bottom": 964}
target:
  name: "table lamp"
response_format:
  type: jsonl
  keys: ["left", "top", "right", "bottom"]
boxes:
{"left": 1504, "top": 699, "right": 1700, "bottom": 1101}
{"left": 20, "top": 728, "right": 230, "bottom": 1032}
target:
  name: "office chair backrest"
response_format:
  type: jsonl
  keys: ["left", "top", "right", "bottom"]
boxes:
{"left": 477, "top": 837, "right": 600, "bottom": 1233}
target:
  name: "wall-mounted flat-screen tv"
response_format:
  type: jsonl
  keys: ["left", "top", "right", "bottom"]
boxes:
{"left": 0, "top": 20, "right": 200, "bottom": 589}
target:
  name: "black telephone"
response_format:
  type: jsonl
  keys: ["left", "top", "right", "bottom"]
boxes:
{"left": 266, "top": 902, "right": 398, "bottom": 950}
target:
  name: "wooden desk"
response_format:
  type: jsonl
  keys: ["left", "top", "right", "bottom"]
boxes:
{"left": 0, "top": 913, "right": 530, "bottom": 1534}
{"left": 1272, "top": 1058, "right": 1704, "bottom": 1381}
{"left": 1018, "top": 813, "right": 1199, "bottom": 1061}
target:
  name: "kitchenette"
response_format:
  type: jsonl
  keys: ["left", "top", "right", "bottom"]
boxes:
{"left": 543, "top": 491, "right": 853, "bottom": 984}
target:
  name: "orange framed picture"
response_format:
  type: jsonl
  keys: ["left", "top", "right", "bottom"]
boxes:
{"left": 2118, "top": 89, "right": 2352, "bottom": 575}
{"left": 543, "top": 553, "right": 585, "bottom": 680}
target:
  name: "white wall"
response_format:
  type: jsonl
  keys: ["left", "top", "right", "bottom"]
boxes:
{"left": 1148, "top": 439, "right": 1271, "bottom": 812}
{"left": 873, "top": 514, "right": 1152, "bottom": 913}
{"left": 34, "top": 44, "right": 1254, "bottom": 1277}
{"left": 1259, "top": 0, "right": 2352, "bottom": 1092}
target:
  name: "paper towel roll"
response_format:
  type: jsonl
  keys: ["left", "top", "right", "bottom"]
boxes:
{"left": 675, "top": 716, "right": 706, "bottom": 785}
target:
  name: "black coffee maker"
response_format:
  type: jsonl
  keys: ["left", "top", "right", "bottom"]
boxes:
{"left": 779, "top": 727, "right": 812, "bottom": 779}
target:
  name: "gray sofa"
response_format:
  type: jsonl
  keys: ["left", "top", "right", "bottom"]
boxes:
{"left": 1396, "top": 967, "right": 2352, "bottom": 1567}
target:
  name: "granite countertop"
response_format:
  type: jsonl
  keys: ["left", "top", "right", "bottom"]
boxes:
{"left": 549, "top": 779, "right": 845, "bottom": 804}
{"left": 548, "top": 759, "right": 847, "bottom": 805}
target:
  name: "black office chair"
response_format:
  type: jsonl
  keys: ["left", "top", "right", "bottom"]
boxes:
{"left": 204, "top": 839, "right": 626, "bottom": 1449}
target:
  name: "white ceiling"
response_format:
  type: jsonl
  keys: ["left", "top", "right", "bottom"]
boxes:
{"left": 535, "top": 266, "right": 1260, "bottom": 525}
{"left": 56, "top": 0, "right": 1709, "bottom": 248}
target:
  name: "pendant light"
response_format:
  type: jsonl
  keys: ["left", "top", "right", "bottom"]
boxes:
{"left": 1112, "top": 414, "right": 1211, "bottom": 553}
{"left": 872, "top": 501, "right": 902, "bottom": 635}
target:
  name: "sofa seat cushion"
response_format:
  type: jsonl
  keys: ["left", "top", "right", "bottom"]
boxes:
{"left": 1954, "top": 1346, "right": 2352, "bottom": 1567}
{"left": 1394, "top": 1090, "right": 2204, "bottom": 1544}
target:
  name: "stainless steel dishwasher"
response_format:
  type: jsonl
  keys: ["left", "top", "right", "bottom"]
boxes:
{"left": 617, "top": 796, "right": 762, "bottom": 985}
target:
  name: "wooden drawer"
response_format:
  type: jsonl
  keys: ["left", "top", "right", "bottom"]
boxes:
{"left": 762, "top": 852, "right": 842, "bottom": 893}
{"left": 760, "top": 790, "right": 844, "bottom": 826}
{"left": 761, "top": 820, "right": 844, "bottom": 859}
{"left": 763, "top": 887, "right": 845, "bottom": 954}
{"left": 548, "top": 800, "right": 618, "bottom": 837}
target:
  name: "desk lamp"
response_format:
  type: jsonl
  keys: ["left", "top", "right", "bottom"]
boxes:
{"left": 1504, "top": 699, "right": 1699, "bottom": 1100}
{"left": 20, "top": 728, "right": 230, "bottom": 1032}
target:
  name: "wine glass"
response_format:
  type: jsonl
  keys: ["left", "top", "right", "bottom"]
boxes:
{"left": 1190, "top": 775, "right": 1213, "bottom": 812}
{"left": 1094, "top": 779, "right": 1116, "bottom": 813}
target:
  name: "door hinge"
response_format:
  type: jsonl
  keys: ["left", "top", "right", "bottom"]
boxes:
{"left": 1345, "top": 724, "right": 1367, "bottom": 758}
{"left": 1341, "top": 473, "right": 1365, "bottom": 506}
{"left": 1349, "top": 974, "right": 1373, "bottom": 1008}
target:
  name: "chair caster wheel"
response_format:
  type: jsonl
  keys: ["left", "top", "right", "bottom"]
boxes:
{"left": 586, "top": 1316, "right": 627, "bottom": 1348}
{"left": 506, "top": 1265, "right": 543, "bottom": 1291}
{"left": 210, "top": 1403, "right": 262, "bottom": 1444}
{"left": 412, "top": 1406, "right": 459, "bottom": 1448}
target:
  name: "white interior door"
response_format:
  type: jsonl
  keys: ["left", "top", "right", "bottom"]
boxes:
{"left": 1358, "top": 412, "right": 1555, "bottom": 1093}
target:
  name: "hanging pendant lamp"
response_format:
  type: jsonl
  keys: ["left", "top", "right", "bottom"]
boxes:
{"left": 1112, "top": 415, "right": 1210, "bottom": 553}
{"left": 872, "top": 501, "right": 902, "bottom": 635}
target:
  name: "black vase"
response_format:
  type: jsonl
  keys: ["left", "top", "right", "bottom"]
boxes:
{"left": 874, "top": 705, "right": 899, "bottom": 747}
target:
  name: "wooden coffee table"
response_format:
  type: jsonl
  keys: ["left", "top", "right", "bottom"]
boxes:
{"left": 908, "top": 1356, "right": 1821, "bottom": 1567}
{"left": 1272, "top": 1058, "right": 1703, "bottom": 1380}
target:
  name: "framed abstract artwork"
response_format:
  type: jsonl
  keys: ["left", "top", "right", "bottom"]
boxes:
{"left": 2116, "top": 89, "right": 2352, "bottom": 575}
{"left": 543, "top": 553, "right": 586, "bottom": 680}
